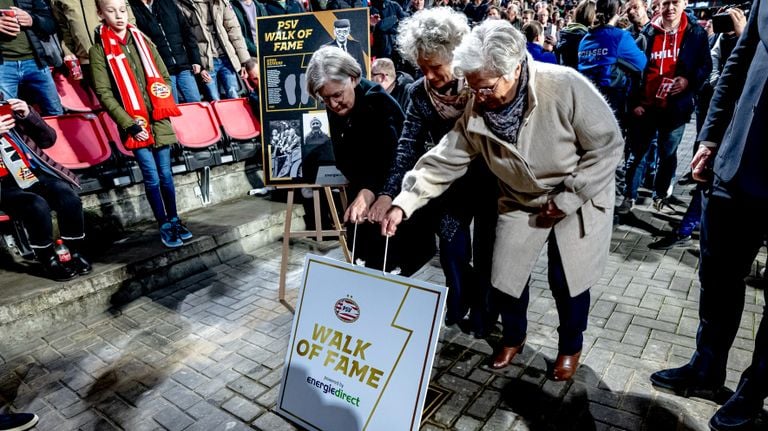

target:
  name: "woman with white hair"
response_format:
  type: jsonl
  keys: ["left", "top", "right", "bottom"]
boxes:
{"left": 382, "top": 20, "right": 623, "bottom": 380}
{"left": 367, "top": 7, "right": 498, "bottom": 337}
{"left": 305, "top": 46, "right": 435, "bottom": 276}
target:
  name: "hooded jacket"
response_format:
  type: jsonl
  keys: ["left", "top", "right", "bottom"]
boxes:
{"left": 52, "top": 0, "right": 136, "bottom": 64}
{"left": 128, "top": 0, "right": 202, "bottom": 75}
{"left": 177, "top": 0, "right": 251, "bottom": 72}
{"left": 577, "top": 25, "right": 647, "bottom": 88}
{"left": 634, "top": 13, "right": 711, "bottom": 125}
{"left": 0, "top": 0, "right": 61, "bottom": 67}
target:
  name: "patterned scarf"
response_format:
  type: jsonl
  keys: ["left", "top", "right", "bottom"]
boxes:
{"left": 425, "top": 78, "right": 470, "bottom": 120}
{"left": 0, "top": 132, "right": 39, "bottom": 189}
{"left": 99, "top": 24, "right": 180, "bottom": 149}
{"left": 481, "top": 58, "right": 530, "bottom": 145}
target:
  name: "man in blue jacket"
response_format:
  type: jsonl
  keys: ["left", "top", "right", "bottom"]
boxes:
{"left": 617, "top": 0, "right": 711, "bottom": 215}
{"left": 651, "top": 1, "right": 768, "bottom": 430}
{"left": 523, "top": 21, "right": 557, "bottom": 64}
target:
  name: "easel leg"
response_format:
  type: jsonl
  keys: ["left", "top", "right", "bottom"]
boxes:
{"left": 279, "top": 189, "right": 294, "bottom": 302}
{"left": 312, "top": 189, "right": 323, "bottom": 242}
{"left": 324, "top": 187, "right": 351, "bottom": 263}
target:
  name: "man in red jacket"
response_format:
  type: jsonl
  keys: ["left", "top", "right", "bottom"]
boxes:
{"left": 0, "top": 97, "right": 91, "bottom": 281}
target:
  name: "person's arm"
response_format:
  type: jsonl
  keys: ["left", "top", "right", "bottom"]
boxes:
{"left": 392, "top": 110, "right": 479, "bottom": 219}
{"left": 25, "top": 0, "right": 58, "bottom": 37}
{"left": 380, "top": 89, "right": 430, "bottom": 198}
{"left": 616, "top": 30, "right": 647, "bottom": 73}
{"left": 89, "top": 44, "right": 138, "bottom": 131}
{"left": 51, "top": 0, "right": 75, "bottom": 58}
{"left": 697, "top": 0, "right": 758, "bottom": 148}
{"left": 376, "top": 3, "right": 404, "bottom": 34}
{"left": 175, "top": 1, "right": 202, "bottom": 68}
{"left": 222, "top": 3, "right": 250, "bottom": 64}
{"left": 708, "top": 34, "right": 722, "bottom": 87}
{"left": 13, "top": 105, "right": 56, "bottom": 149}
{"left": 552, "top": 71, "right": 624, "bottom": 215}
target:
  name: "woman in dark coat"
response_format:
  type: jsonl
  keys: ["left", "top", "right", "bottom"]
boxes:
{"left": 305, "top": 46, "right": 435, "bottom": 276}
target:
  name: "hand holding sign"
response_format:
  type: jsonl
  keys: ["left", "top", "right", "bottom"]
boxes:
{"left": 381, "top": 206, "right": 403, "bottom": 237}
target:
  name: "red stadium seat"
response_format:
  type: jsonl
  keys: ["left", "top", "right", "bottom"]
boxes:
{"left": 42, "top": 114, "right": 112, "bottom": 169}
{"left": 211, "top": 98, "right": 261, "bottom": 140}
{"left": 211, "top": 98, "right": 262, "bottom": 162}
{"left": 97, "top": 112, "right": 132, "bottom": 158}
{"left": 53, "top": 72, "right": 101, "bottom": 112}
{"left": 170, "top": 102, "right": 223, "bottom": 171}
{"left": 171, "top": 102, "right": 223, "bottom": 148}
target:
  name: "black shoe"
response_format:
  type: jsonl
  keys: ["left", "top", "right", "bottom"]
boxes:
{"left": 69, "top": 252, "right": 92, "bottom": 275}
{"left": 649, "top": 233, "right": 693, "bottom": 250}
{"left": 0, "top": 412, "right": 39, "bottom": 431}
{"left": 710, "top": 394, "right": 763, "bottom": 430}
{"left": 43, "top": 256, "right": 78, "bottom": 281}
{"left": 650, "top": 364, "right": 732, "bottom": 403}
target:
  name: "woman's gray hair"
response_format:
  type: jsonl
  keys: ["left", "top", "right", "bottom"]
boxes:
{"left": 452, "top": 20, "right": 526, "bottom": 79}
{"left": 305, "top": 46, "right": 362, "bottom": 97}
{"left": 396, "top": 7, "right": 470, "bottom": 67}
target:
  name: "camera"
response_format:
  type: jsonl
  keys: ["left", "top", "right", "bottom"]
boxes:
{"left": 711, "top": 12, "right": 734, "bottom": 33}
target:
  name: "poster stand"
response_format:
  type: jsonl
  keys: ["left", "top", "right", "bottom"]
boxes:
{"left": 276, "top": 184, "right": 351, "bottom": 305}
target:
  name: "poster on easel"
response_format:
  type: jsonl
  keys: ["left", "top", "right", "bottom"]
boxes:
{"left": 256, "top": 9, "right": 370, "bottom": 186}
{"left": 277, "top": 254, "right": 447, "bottom": 431}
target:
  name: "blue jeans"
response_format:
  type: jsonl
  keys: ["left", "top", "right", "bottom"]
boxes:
{"left": 625, "top": 110, "right": 686, "bottom": 200}
{"left": 0, "top": 59, "right": 63, "bottom": 115}
{"left": 170, "top": 69, "right": 202, "bottom": 103}
{"left": 133, "top": 146, "right": 178, "bottom": 224}
{"left": 203, "top": 57, "right": 239, "bottom": 101}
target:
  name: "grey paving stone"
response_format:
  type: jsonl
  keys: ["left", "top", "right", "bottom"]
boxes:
{"left": 466, "top": 388, "right": 501, "bottom": 420}
{"left": 480, "top": 408, "right": 519, "bottom": 431}
{"left": 153, "top": 405, "right": 195, "bottom": 431}
{"left": 252, "top": 411, "right": 299, "bottom": 431}
{"left": 221, "top": 394, "right": 264, "bottom": 422}
{"left": 227, "top": 375, "right": 269, "bottom": 400}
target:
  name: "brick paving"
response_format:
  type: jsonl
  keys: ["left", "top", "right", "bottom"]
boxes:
{"left": 1, "top": 125, "right": 767, "bottom": 430}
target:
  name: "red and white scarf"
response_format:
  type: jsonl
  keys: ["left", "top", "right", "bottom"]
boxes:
{"left": 0, "top": 132, "right": 38, "bottom": 189}
{"left": 99, "top": 24, "right": 180, "bottom": 149}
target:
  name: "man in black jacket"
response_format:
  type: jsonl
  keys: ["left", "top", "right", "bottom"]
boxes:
{"left": 651, "top": 1, "right": 768, "bottom": 430}
{"left": 0, "top": 97, "right": 91, "bottom": 281}
{"left": 0, "top": 0, "right": 62, "bottom": 115}
{"left": 128, "top": 0, "right": 203, "bottom": 103}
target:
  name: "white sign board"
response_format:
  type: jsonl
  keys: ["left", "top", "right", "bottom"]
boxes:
{"left": 277, "top": 254, "right": 448, "bottom": 431}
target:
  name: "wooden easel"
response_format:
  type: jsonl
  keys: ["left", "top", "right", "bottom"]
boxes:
{"left": 276, "top": 185, "right": 351, "bottom": 304}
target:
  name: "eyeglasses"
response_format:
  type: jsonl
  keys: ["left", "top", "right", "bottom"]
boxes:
{"left": 468, "top": 77, "right": 504, "bottom": 98}
{"left": 318, "top": 78, "right": 351, "bottom": 105}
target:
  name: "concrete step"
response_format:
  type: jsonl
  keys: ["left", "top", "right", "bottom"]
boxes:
{"left": 0, "top": 196, "right": 304, "bottom": 347}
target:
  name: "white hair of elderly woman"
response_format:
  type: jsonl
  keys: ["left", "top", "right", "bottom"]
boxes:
{"left": 452, "top": 19, "right": 527, "bottom": 79}
{"left": 305, "top": 46, "right": 362, "bottom": 97}
{"left": 396, "top": 7, "right": 470, "bottom": 67}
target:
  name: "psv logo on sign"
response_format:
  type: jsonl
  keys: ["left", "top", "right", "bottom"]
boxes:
{"left": 334, "top": 297, "right": 360, "bottom": 323}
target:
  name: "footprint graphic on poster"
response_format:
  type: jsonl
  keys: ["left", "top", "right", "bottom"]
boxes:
{"left": 285, "top": 73, "right": 297, "bottom": 106}
{"left": 300, "top": 73, "right": 309, "bottom": 105}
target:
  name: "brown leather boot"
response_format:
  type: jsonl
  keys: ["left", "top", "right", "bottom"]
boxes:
{"left": 490, "top": 341, "right": 525, "bottom": 370}
{"left": 551, "top": 351, "right": 581, "bottom": 381}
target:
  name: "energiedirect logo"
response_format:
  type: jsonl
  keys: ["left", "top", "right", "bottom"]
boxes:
{"left": 334, "top": 297, "right": 360, "bottom": 323}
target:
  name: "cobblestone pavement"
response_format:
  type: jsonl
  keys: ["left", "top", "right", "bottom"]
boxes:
{"left": 1, "top": 125, "right": 767, "bottom": 430}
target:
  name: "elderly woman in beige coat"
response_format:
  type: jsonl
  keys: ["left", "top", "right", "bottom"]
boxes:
{"left": 382, "top": 20, "right": 623, "bottom": 381}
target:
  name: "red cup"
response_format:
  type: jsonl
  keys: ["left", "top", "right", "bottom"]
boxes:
{"left": 0, "top": 102, "right": 13, "bottom": 118}
{"left": 66, "top": 58, "right": 83, "bottom": 80}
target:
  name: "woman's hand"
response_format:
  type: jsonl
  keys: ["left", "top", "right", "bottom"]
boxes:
{"left": 368, "top": 195, "right": 393, "bottom": 223}
{"left": 0, "top": 114, "right": 15, "bottom": 134}
{"left": 537, "top": 200, "right": 566, "bottom": 227}
{"left": 8, "top": 98, "right": 29, "bottom": 118}
{"left": 200, "top": 70, "right": 212, "bottom": 83}
{"left": 381, "top": 206, "right": 404, "bottom": 237}
{"left": 344, "top": 189, "right": 375, "bottom": 223}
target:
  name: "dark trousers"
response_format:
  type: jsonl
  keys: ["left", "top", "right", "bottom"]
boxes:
{"left": 492, "top": 232, "right": 590, "bottom": 355}
{"left": 690, "top": 192, "right": 768, "bottom": 398}
{"left": 0, "top": 172, "right": 84, "bottom": 249}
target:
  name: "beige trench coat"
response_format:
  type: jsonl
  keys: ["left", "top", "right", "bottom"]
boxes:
{"left": 393, "top": 58, "right": 623, "bottom": 298}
